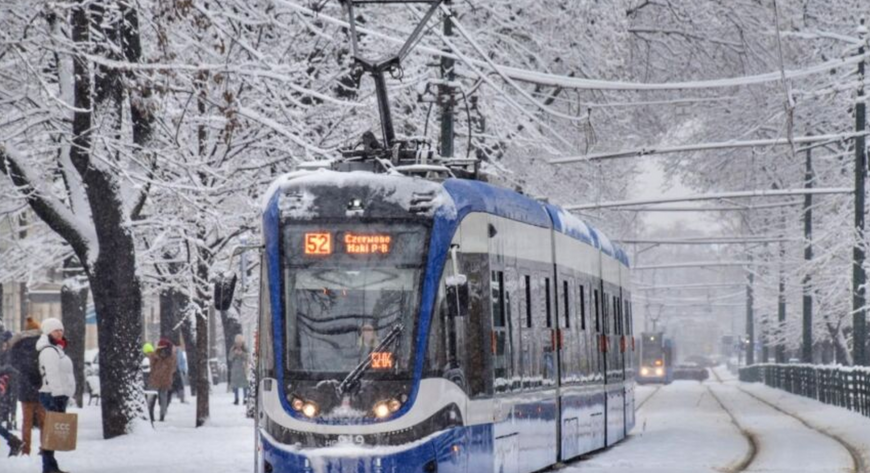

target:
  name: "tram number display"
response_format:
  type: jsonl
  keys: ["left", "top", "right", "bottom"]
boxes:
{"left": 344, "top": 233, "right": 392, "bottom": 255}
{"left": 304, "top": 233, "right": 332, "bottom": 255}
{"left": 370, "top": 352, "right": 394, "bottom": 370}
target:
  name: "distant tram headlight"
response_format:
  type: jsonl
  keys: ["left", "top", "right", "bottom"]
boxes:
{"left": 655, "top": 367, "right": 664, "bottom": 377}
{"left": 640, "top": 367, "right": 650, "bottom": 376}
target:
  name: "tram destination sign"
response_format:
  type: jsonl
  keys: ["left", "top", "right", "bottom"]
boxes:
{"left": 303, "top": 232, "right": 392, "bottom": 256}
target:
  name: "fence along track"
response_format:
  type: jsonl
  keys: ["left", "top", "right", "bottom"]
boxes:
{"left": 713, "top": 368, "right": 866, "bottom": 473}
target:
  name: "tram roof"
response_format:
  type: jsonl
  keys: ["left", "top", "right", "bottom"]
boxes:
{"left": 262, "top": 170, "right": 628, "bottom": 267}
{"left": 443, "top": 179, "right": 629, "bottom": 268}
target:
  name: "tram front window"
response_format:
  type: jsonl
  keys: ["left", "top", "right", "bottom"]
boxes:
{"left": 282, "top": 223, "right": 428, "bottom": 385}
{"left": 285, "top": 267, "right": 420, "bottom": 376}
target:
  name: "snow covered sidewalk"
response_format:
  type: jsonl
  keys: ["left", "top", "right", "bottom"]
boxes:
{"left": 3, "top": 384, "right": 253, "bottom": 473}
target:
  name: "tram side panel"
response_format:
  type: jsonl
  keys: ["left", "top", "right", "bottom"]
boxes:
{"left": 620, "top": 262, "right": 636, "bottom": 434}
{"left": 473, "top": 214, "right": 560, "bottom": 473}
{"left": 601, "top": 255, "right": 626, "bottom": 447}
{"left": 551, "top": 230, "right": 607, "bottom": 461}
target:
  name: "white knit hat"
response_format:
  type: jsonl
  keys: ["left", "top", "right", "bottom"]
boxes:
{"left": 41, "top": 318, "right": 64, "bottom": 335}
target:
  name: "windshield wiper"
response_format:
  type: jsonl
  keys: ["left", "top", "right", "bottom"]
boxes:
{"left": 336, "top": 323, "right": 404, "bottom": 397}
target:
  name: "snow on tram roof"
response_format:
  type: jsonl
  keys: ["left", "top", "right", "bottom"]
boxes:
{"left": 261, "top": 169, "right": 455, "bottom": 218}
{"left": 261, "top": 170, "right": 629, "bottom": 267}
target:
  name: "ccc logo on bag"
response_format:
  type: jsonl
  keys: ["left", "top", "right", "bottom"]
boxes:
{"left": 56, "top": 423, "right": 71, "bottom": 433}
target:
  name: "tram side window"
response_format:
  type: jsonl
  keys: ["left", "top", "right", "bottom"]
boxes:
{"left": 579, "top": 285, "right": 586, "bottom": 331}
{"left": 524, "top": 275, "right": 532, "bottom": 328}
{"left": 563, "top": 280, "right": 571, "bottom": 329}
{"left": 258, "top": 257, "right": 274, "bottom": 378}
{"left": 613, "top": 296, "right": 622, "bottom": 335}
{"left": 545, "top": 278, "right": 552, "bottom": 328}
{"left": 425, "top": 277, "right": 447, "bottom": 377}
{"left": 593, "top": 289, "right": 600, "bottom": 332}
{"left": 491, "top": 270, "right": 513, "bottom": 393}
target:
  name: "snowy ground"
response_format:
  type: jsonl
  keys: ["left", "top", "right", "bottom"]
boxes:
{"left": 563, "top": 368, "right": 870, "bottom": 473}
{"left": 3, "top": 384, "right": 254, "bottom": 473}
{"left": 4, "top": 373, "right": 870, "bottom": 472}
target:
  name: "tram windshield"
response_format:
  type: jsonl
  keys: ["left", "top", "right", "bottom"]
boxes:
{"left": 282, "top": 223, "right": 429, "bottom": 380}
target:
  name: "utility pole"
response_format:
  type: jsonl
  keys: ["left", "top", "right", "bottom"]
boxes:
{"left": 776, "top": 240, "right": 787, "bottom": 364}
{"left": 773, "top": 181, "right": 787, "bottom": 364}
{"left": 439, "top": 2, "right": 455, "bottom": 159}
{"left": 746, "top": 266, "right": 755, "bottom": 365}
{"left": 802, "top": 145, "right": 814, "bottom": 363}
{"left": 853, "top": 18, "right": 867, "bottom": 366}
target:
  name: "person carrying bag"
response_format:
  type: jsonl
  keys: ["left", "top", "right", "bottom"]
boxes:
{"left": 37, "top": 318, "right": 76, "bottom": 473}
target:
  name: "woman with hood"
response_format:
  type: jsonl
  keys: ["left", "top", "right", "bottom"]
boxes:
{"left": 37, "top": 318, "right": 75, "bottom": 473}
{"left": 229, "top": 334, "right": 248, "bottom": 405}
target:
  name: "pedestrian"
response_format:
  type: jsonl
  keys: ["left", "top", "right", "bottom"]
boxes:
{"left": 229, "top": 334, "right": 248, "bottom": 405}
{"left": 174, "top": 343, "right": 188, "bottom": 404}
{"left": 37, "top": 317, "right": 75, "bottom": 473}
{"left": 8, "top": 316, "right": 45, "bottom": 455}
{"left": 0, "top": 364, "right": 23, "bottom": 456}
{"left": 0, "top": 331, "right": 15, "bottom": 426}
{"left": 147, "top": 338, "right": 176, "bottom": 422}
{"left": 0, "top": 330, "right": 12, "bottom": 365}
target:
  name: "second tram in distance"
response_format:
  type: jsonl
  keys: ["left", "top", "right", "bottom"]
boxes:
{"left": 637, "top": 331, "right": 674, "bottom": 384}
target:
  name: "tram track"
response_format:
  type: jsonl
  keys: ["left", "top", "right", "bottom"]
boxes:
{"left": 636, "top": 385, "right": 661, "bottom": 410}
{"left": 710, "top": 368, "right": 866, "bottom": 473}
{"left": 705, "top": 384, "right": 758, "bottom": 473}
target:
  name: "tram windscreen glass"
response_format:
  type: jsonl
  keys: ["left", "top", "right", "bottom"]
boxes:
{"left": 283, "top": 223, "right": 428, "bottom": 378}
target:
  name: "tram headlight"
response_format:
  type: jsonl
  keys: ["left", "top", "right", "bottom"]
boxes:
{"left": 302, "top": 402, "right": 319, "bottom": 418}
{"left": 640, "top": 367, "right": 650, "bottom": 376}
{"left": 655, "top": 367, "right": 664, "bottom": 377}
{"left": 373, "top": 398, "right": 402, "bottom": 419}
{"left": 290, "top": 395, "right": 319, "bottom": 418}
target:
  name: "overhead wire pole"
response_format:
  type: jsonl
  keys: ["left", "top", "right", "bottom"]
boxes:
{"left": 854, "top": 18, "right": 868, "bottom": 367}
{"left": 803, "top": 143, "right": 814, "bottom": 363}
{"left": 746, "top": 258, "right": 755, "bottom": 365}
{"left": 439, "top": 1, "right": 455, "bottom": 159}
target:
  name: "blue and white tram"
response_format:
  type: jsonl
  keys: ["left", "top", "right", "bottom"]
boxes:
{"left": 253, "top": 170, "right": 636, "bottom": 473}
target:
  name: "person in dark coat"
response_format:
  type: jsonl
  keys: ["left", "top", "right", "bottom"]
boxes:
{"left": 8, "top": 317, "right": 45, "bottom": 455}
{"left": 229, "top": 334, "right": 249, "bottom": 405}
{"left": 0, "top": 365, "right": 23, "bottom": 457}
{"left": 0, "top": 365, "right": 24, "bottom": 457}
{"left": 147, "top": 338, "right": 177, "bottom": 421}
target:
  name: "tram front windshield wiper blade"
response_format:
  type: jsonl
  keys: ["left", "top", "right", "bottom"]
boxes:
{"left": 336, "top": 323, "right": 404, "bottom": 397}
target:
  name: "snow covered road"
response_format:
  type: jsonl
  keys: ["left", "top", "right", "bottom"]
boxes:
{"left": 563, "top": 370, "right": 870, "bottom": 473}
{"left": 4, "top": 374, "right": 870, "bottom": 472}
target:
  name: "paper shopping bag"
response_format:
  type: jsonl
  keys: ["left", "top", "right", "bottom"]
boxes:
{"left": 41, "top": 411, "right": 78, "bottom": 451}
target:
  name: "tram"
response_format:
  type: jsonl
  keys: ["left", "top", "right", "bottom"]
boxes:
{"left": 637, "top": 332, "right": 674, "bottom": 384}
{"left": 245, "top": 168, "right": 636, "bottom": 473}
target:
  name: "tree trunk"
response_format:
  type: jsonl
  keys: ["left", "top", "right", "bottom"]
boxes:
{"left": 194, "top": 250, "right": 211, "bottom": 427}
{"left": 159, "top": 288, "right": 184, "bottom": 345}
{"left": 220, "top": 308, "right": 243, "bottom": 379}
{"left": 178, "top": 300, "right": 198, "bottom": 397}
{"left": 61, "top": 258, "right": 89, "bottom": 408}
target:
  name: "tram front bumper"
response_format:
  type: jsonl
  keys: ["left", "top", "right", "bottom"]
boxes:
{"left": 260, "top": 429, "right": 465, "bottom": 473}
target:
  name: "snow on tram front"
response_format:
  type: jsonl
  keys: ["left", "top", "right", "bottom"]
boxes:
{"left": 252, "top": 169, "right": 636, "bottom": 473}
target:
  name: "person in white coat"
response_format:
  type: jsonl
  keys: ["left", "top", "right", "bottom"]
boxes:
{"left": 37, "top": 318, "right": 75, "bottom": 473}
